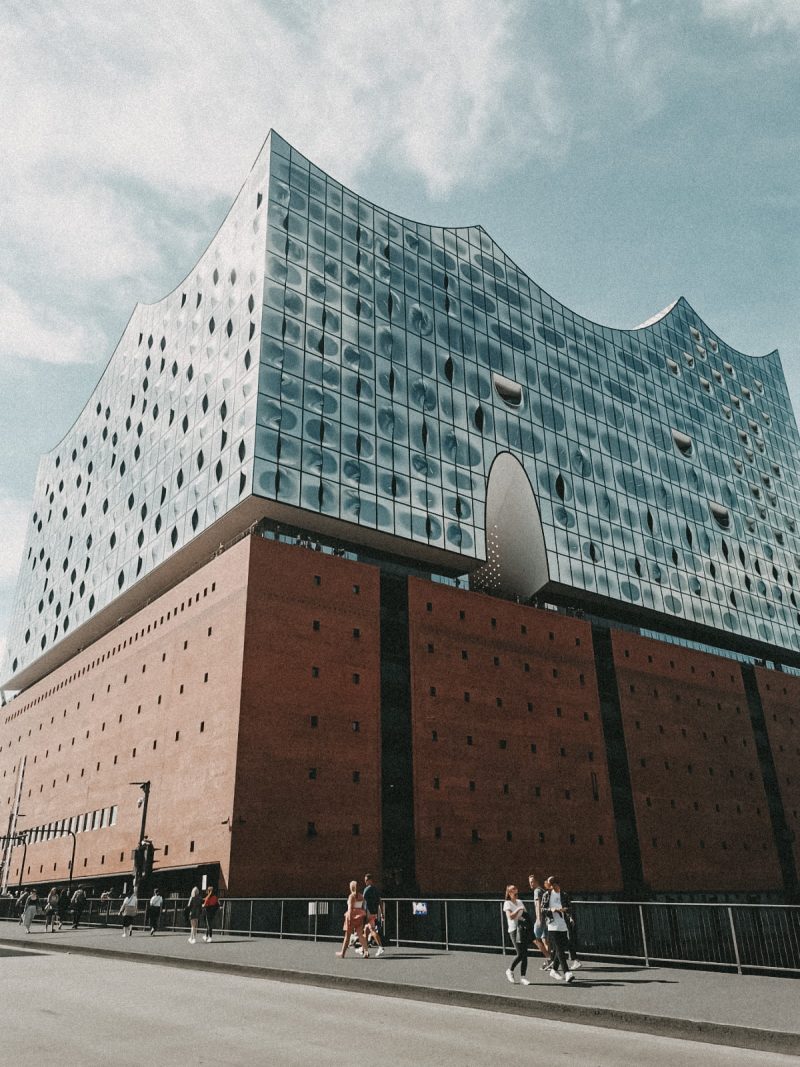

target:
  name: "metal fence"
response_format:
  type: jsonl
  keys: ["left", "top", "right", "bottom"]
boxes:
{"left": 1, "top": 895, "right": 798, "bottom": 976}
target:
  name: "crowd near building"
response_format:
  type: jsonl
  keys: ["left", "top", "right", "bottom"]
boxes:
{"left": 1, "top": 132, "right": 798, "bottom": 902}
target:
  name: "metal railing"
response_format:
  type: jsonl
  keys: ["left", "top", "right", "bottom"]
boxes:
{"left": 1, "top": 895, "right": 797, "bottom": 975}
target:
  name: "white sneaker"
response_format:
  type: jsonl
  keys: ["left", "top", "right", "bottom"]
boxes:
{"left": 375, "top": 946, "right": 384, "bottom": 957}
{"left": 348, "top": 934, "right": 358, "bottom": 947}
{"left": 520, "top": 978, "right": 531, "bottom": 986}
{"left": 354, "top": 946, "right": 364, "bottom": 957}
{"left": 188, "top": 937, "right": 196, "bottom": 944}
{"left": 202, "top": 935, "right": 208, "bottom": 942}
{"left": 549, "top": 969, "right": 563, "bottom": 981}
{"left": 121, "top": 932, "right": 127, "bottom": 938}
{"left": 505, "top": 968, "right": 516, "bottom": 983}
{"left": 570, "top": 960, "right": 582, "bottom": 969}
{"left": 564, "top": 971, "right": 575, "bottom": 983}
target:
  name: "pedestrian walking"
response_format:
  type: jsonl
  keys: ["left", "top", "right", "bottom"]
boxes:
{"left": 560, "top": 883, "right": 581, "bottom": 969}
{"left": 16, "top": 890, "right": 28, "bottom": 925}
{"left": 503, "top": 884, "right": 531, "bottom": 985}
{"left": 360, "top": 873, "right": 385, "bottom": 957}
{"left": 56, "top": 887, "right": 70, "bottom": 930}
{"left": 70, "top": 886, "right": 87, "bottom": 929}
{"left": 22, "top": 889, "right": 39, "bottom": 933}
{"left": 336, "top": 880, "right": 369, "bottom": 958}
{"left": 542, "top": 876, "right": 575, "bottom": 983}
{"left": 119, "top": 891, "right": 138, "bottom": 936}
{"left": 201, "top": 887, "right": 220, "bottom": 942}
{"left": 44, "top": 887, "right": 60, "bottom": 932}
{"left": 147, "top": 889, "right": 163, "bottom": 935}
{"left": 186, "top": 886, "right": 202, "bottom": 943}
{"left": 527, "top": 872, "right": 551, "bottom": 967}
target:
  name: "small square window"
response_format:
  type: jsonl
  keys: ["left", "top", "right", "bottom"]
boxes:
{"left": 352, "top": 824, "right": 360, "bottom": 836}
{"left": 307, "top": 822, "right": 317, "bottom": 837}
{"left": 351, "top": 720, "right": 360, "bottom": 732}
{"left": 352, "top": 770, "right": 360, "bottom": 783}
{"left": 309, "top": 768, "right": 317, "bottom": 780}
{"left": 313, "top": 620, "right": 320, "bottom": 631}
{"left": 311, "top": 666, "right": 320, "bottom": 677}
{"left": 310, "top": 715, "right": 318, "bottom": 728}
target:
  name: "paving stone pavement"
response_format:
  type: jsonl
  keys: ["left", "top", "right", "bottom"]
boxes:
{"left": 1, "top": 918, "right": 797, "bottom": 1055}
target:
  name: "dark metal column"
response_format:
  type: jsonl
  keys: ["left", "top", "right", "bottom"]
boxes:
{"left": 591, "top": 624, "right": 646, "bottom": 898}
{"left": 379, "top": 571, "right": 417, "bottom": 896}
{"left": 741, "top": 664, "right": 798, "bottom": 901}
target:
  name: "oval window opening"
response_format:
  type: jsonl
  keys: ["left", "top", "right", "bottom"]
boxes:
{"left": 492, "top": 373, "right": 523, "bottom": 408}
{"left": 671, "top": 430, "right": 693, "bottom": 457}
{"left": 709, "top": 502, "right": 730, "bottom": 530}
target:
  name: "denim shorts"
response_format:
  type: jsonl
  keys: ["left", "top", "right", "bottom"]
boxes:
{"left": 534, "top": 922, "right": 546, "bottom": 940}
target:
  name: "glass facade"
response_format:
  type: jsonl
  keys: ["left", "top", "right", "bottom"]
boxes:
{"left": 6, "top": 130, "right": 800, "bottom": 685}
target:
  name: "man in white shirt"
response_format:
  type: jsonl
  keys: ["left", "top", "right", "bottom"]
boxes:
{"left": 147, "top": 889, "right": 163, "bottom": 935}
{"left": 542, "top": 876, "right": 575, "bottom": 983}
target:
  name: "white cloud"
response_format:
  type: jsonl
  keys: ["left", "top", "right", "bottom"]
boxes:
{"left": 701, "top": 0, "right": 800, "bottom": 34}
{"left": 0, "top": 284, "right": 106, "bottom": 365}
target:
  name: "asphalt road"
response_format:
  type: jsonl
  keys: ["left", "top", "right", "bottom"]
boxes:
{"left": 1, "top": 948, "right": 796, "bottom": 1067}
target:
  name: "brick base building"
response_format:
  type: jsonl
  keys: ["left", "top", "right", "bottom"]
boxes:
{"left": 2, "top": 533, "right": 797, "bottom": 900}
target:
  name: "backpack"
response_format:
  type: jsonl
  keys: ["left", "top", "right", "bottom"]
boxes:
{"left": 517, "top": 910, "right": 534, "bottom": 943}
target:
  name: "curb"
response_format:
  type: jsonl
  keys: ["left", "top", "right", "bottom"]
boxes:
{"left": 3, "top": 937, "right": 798, "bottom": 1055}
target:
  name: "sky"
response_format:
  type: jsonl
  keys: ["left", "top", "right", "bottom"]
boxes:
{"left": 0, "top": 0, "right": 798, "bottom": 681}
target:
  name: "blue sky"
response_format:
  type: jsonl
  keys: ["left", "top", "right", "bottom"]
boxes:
{"left": 0, "top": 0, "right": 798, "bottom": 678}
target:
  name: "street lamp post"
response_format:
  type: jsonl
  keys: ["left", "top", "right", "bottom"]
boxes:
{"left": 130, "top": 781, "right": 151, "bottom": 889}
{"left": 65, "top": 831, "right": 77, "bottom": 895}
{"left": 15, "top": 833, "right": 28, "bottom": 888}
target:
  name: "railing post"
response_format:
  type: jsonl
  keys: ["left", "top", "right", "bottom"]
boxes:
{"left": 280, "top": 899, "right": 284, "bottom": 940}
{"left": 314, "top": 902, "right": 318, "bottom": 943}
{"left": 501, "top": 902, "right": 507, "bottom": 957}
{"left": 638, "top": 904, "right": 650, "bottom": 967}
{"left": 444, "top": 900, "right": 449, "bottom": 953}
{"left": 249, "top": 898, "right": 254, "bottom": 939}
{"left": 395, "top": 899, "right": 399, "bottom": 949}
{"left": 728, "top": 906, "right": 742, "bottom": 975}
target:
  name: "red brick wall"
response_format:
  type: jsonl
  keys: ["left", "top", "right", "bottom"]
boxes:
{"left": 611, "top": 632, "right": 781, "bottom": 892}
{"left": 0, "top": 540, "right": 249, "bottom": 891}
{"left": 754, "top": 667, "right": 800, "bottom": 874}
{"left": 408, "top": 580, "right": 621, "bottom": 894}
{"left": 229, "top": 538, "right": 382, "bottom": 895}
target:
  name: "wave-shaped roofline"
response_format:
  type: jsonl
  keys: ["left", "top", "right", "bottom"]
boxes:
{"left": 38, "top": 130, "right": 780, "bottom": 462}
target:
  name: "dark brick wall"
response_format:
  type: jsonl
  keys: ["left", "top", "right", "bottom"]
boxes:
{"left": 611, "top": 631, "right": 781, "bottom": 892}
{"left": 755, "top": 667, "right": 800, "bottom": 877}
{"left": 407, "top": 579, "right": 621, "bottom": 894}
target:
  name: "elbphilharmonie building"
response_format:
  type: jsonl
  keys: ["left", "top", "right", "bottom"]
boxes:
{"left": 1, "top": 133, "right": 797, "bottom": 901}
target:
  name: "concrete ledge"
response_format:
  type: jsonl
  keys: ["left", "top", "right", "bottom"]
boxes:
{"left": 3, "top": 937, "right": 797, "bottom": 1056}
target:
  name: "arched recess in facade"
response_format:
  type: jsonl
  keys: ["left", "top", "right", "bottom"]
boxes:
{"left": 473, "top": 452, "right": 549, "bottom": 599}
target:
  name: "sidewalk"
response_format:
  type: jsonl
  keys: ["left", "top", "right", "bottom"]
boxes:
{"left": 1, "top": 920, "right": 797, "bottom": 1055}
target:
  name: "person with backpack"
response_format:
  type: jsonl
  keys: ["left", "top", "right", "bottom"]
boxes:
{"left": 44, "top": 887, "right": 60, "bottom": 932}
{"left": 527, "top": 872, "right": 551, "bottom": 969}
{"left": 503, "top": 884, "right": 531, "bottom": 985}
{"left": 119, "top": 891, "right": 138, "bottom": 936}
{"left": 70, "top": 886, "right": 87, "bottom": 929}
{"left": 541, "top": 876, "right": 575, "bottom": 983}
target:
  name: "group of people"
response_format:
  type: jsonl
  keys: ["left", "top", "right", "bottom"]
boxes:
{"left": 14, "top": 886, "right": 88, "bottom": 933}
{"left": 504, "top": 874, "right": 580, "bottom": 985}
{"left": 336, "top": 874, "right": 386, "bottom": 959}
{"left": 10, "top": 884, "right": 221, "bottom": 943}
{"left": 115, "top": 885, "right": 220, "bottom": 942}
